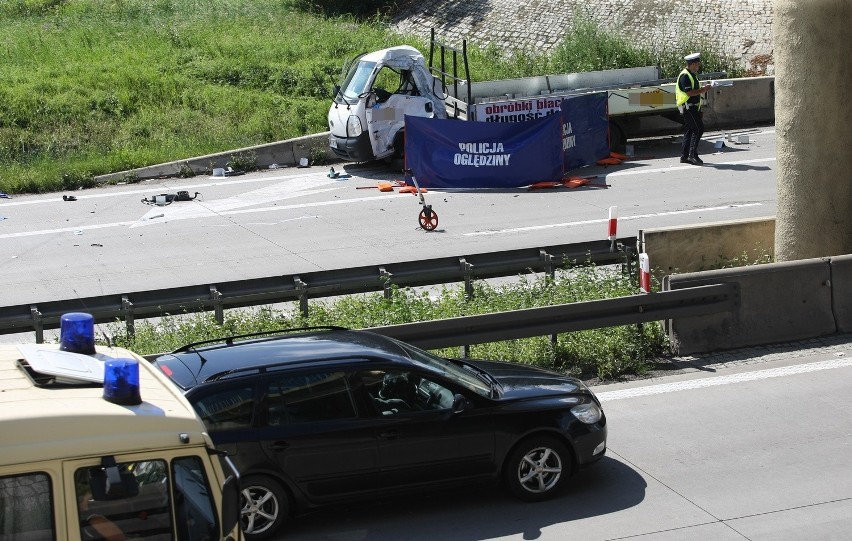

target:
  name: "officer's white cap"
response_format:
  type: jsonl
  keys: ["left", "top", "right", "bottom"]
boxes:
{"left": 684, "top": 53, "right": 701, "bottom": 63}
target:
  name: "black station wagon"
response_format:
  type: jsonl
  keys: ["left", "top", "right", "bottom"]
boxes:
{"left": 151, "top": 327, "right": 608, "bottom": 540}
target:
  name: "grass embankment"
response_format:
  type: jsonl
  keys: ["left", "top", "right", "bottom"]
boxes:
{"left": 0, "top": 0, "right": 742, "bottom": 194}
{"left": 109, "top": 265, "right": 669, "bottom": 381}
{"left": 8, "top": 1, "right": 743, "bottom": 378}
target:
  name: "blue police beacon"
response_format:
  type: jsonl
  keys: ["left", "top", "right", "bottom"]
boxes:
{"left": 103, "top": 357, "right": 142, "bottom": 406}
{"left": 59, "top": 312, "right": 96, "bottom": 354}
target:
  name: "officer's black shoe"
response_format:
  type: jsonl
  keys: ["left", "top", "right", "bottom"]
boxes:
{"left": 689, "top": 155, "right": 704, "bottom": 165}
{"left": 680, "top": 156, "right": 690, "bottom": 163}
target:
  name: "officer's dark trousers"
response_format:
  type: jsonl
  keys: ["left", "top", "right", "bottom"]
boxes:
{"left": 681, "top": 107, "right": 704, "bottom": 159}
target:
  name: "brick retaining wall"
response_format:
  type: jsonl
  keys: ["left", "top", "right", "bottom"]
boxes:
{"left": 391, "top": 0, "right": 773, "bottom": 74}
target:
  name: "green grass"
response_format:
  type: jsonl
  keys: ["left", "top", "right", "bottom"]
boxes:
{"left": 0, "top": 0, "right": 744, "bottom": 194}
{"left": 107, "top": 264, "right": 670, "bottom": 381}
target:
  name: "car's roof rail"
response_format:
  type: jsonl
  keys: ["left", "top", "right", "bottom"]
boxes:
{"left": 171, "top": 326, "right": 350, "bottom": 353}
{"left": 202, "top": 354, "right": 373, "bottom": 383}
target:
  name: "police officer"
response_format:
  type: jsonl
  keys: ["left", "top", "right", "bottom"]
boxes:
{"left": 676, "top": 53, "right": 712, "bottom": 165}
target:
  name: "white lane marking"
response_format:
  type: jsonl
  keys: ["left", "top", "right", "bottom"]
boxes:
{"left": 131, "top": 187, "right": 337, "bottom": 227}
{"left": 465, "top": 203, "right": 763, "bottom": 236}
{"left": 0, "top": 171, "right": 333, "bottom": 207}
{"left": 0, "top": 194, "right": 401, "bottom": 239}
{"left": 606, "top": 157, "right": 776, "bottom": 178}
{"left": 595, "top": 357, "right": 852, "bottom": 402}
{"left": 0, "top": 221, "right": 141, "bottom": 238}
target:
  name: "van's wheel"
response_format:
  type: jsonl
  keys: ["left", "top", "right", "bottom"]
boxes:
{"left": 240, "top": 475, "right": 289, "bottom": 541}
{"left": 504, "top": 436, "right": 572, "bottom": 502}
{"left": 392, "top": 130, "right": 405, "bottom": 159}
{"left": 609, "top": 120, "right": 626, "bottom": 150}
{"left": 382, "top": 130, "right": 406, "bottom": 168}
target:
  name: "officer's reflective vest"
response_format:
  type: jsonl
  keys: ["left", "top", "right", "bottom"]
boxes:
{"left": 675, "top": 69, "right": 700, "bottom": 110}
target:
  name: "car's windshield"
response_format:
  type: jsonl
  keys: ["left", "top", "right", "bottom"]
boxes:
{"left": 390, "top": 340, "right": 492, "bottom": 397}
{"left": 340, "top": 60, "right": 376, "bottom": 101}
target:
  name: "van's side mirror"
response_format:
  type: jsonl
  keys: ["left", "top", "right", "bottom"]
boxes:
{"left": 332, "top": 85, "right": 340, "bottom": 99}
{"left": 222, "top": 475, "right": 240, "bottom": 533}
{"left": 220, "top": 456, "right": 241, "bottom": 534}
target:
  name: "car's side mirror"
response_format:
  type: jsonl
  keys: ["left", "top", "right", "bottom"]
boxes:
{"left": 452, "top": 394, "right": 466, "bottom": 414}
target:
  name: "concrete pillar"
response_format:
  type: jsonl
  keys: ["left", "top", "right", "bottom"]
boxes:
{"left": 773, "top": 0, "right": 852, "bottom": 260}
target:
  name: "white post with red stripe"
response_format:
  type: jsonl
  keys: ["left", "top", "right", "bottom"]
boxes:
{"left": 607, "top": 206, "right": 617, "bottom": 252}
{"left": 639, "top": 253, "right": 651, "bottom": 294}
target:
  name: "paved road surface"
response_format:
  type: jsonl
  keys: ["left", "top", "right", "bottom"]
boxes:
{"left": 0, "top": 127, "right": 775, "bottom": 307}
{"left": 276, "top": 333, "right": 852, "bottom": 540}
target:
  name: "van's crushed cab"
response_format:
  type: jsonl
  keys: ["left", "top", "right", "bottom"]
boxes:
{"left": 0, "top": 313, "right": 242, "bottom": 540}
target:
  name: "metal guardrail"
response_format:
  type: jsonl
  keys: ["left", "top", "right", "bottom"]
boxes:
{"left": 1, "top": 238, "right": 637, "bottom": 342}
{"left": 369, "top": 283, "right": 739, "bottom": 350}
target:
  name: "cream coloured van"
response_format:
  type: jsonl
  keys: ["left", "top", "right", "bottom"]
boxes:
{"left": 0, "top": 315, "right": 242, "bottom": 541}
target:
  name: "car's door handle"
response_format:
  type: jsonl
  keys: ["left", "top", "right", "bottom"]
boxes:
{"left": 379, "top": 430, "right": 399, "bottom": 440}
{"left": 270, "top": 441, "right": 290, "bottom": 451}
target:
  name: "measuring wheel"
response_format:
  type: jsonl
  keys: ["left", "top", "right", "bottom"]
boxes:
{"left": 419, "top": 206, "right": 438, "bottom": 231}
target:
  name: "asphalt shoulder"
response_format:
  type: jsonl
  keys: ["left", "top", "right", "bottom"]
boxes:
{"left": 589, "top": 331, "right": 852, "bottom": 391}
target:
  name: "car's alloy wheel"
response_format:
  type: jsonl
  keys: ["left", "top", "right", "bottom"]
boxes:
{"left": 505, "top": 436, "right": 571, "bottom": 502}
{"left": 240, "top": 475, "right": 288, "bottom": 540}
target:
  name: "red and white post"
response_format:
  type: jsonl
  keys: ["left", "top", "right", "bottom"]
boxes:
{"left": 639, "top": 253, "right": 651, "bottom": 294}
{"left": 607, "top": 206, "right": 618, "bottom": 252}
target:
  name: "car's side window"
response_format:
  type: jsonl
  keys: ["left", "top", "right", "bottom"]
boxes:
{"left": 194, "top": 386, "right": 255, "bottom": 431}
{"left": 0, "top": 472, "right": 54, "bottom": 540}
{"left": 358, "top": 370, "right": 454, "bottom": 415}
{"left": 267, "top": 371, "right": 356, "bottom": 424}
{"left": 416, "top": 377, "right": 456, "bottom": 410}
{"left": 359, "top": 370, "right": 419, "bottom": 416}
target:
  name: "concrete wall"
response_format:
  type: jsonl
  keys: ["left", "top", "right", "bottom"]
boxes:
{"left": 629, "top": 76, "right": 775, "bottom": 138}
{"left": 640, "top": 217, "right": 775, "bottom": 278}
{"left": 95, "top": 132, "right": 335, "bottom": 184}
{"left": 391, "top": 0, "right": 774, "bottom": 75}
{"left": 665, "top": 257, "right": 837, "bottom": 355}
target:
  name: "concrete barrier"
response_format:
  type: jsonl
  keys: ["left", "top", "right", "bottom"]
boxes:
{"left": 627, "top": 76, "right": 775, "bottom": 139}
{"left": 704, "top": 76, "right": 775, "bottom": 129}
{"left": 831, "top": 254, "right": 852, "bottom": 332}
{"left": 640, "top": 217, "right": 775, "bottom": 277}
{"left": 94, "top": 132, "right": 337, "bottom": 184}
{"left": 664, "top": 257, "right": 836, "bottom": 354}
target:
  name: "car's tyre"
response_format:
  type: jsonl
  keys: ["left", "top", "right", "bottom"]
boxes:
{"left": 504, "top": 436, "right": 572, "bottom": 502}
{"left": 240, "top": 475, "right": 289, "bottom": 541}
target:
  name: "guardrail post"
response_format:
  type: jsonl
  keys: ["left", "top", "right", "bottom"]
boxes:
{"left": 541, "top": 250, "right": 558, "bottom": 346}
{"left": 459, "top": 255, "right": 473, "bottom": 356}
{"left": 30, "top": 305, "right": 43, "bottom": 344}
{"left": 122, "top": 296, "right": 135, "bottom": 338}
{"left": 379, "top": 267, "right": 393, "bottom": 300}
{"left": 294, "top": 275, "right": 309, "bottom": 318}
{"left": 460, "top": 258, "right": 474, "bottom": 299}
{"left": 210, "top": 286, "right": 224, "bottom": 325}
{"left": 621, "top": 242, "right": 636, "bottom": 279}
{"left": 540, "top": 249, "right": 555, "bottom": 280}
